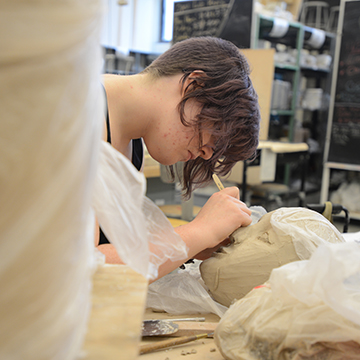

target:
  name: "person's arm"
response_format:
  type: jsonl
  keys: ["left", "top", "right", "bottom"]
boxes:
{"left": 154, "top": 186, "right": 251, "bottom": 280}
{"left": 96, "top": 186, "right": 251, "bottom": 282}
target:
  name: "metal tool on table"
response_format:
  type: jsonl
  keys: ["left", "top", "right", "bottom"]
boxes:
{"left": 142, "top": 319, "right": 179, "bottom": 336}
{"left": 142, "top": 317, "right": 217, "bottom": 337}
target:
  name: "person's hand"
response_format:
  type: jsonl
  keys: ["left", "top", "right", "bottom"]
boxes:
{"left": 191, "top": 187, "right": 252, "bottom": 249}
{"left": 172, "top": 187, "right": 251, "bottom": 273}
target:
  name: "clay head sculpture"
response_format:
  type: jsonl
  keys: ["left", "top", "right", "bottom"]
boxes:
{"left": 200, "top": 207, "right": 344, "bottom": 307}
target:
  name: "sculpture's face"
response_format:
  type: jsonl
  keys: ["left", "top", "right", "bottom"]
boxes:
{"left": 200, "top": 207, "right": 344, "bottom": 307}
{"left": 200, "top": 210, "right": 299, "bottom": 307}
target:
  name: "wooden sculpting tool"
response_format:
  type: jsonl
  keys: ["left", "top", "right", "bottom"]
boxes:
{"left": 212, "top": 173, "right": 224, "bottom": 191}
{"left": 139, "top": 333, "right": 210, "bottom": 355}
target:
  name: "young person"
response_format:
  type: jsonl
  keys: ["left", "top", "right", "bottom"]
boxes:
{"left": 96, "top": 36, "right": 260, "bottom": 281}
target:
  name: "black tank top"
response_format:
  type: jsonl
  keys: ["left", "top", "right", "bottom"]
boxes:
{"left": 99, "top": 87, "right": 143, "bottom": 245}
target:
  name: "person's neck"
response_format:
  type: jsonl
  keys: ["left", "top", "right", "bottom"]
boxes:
{"left": 103, "top": 72, "right": 183, "bottom": 155}
{"left": 103, "top": 73, "right": 154, "bottom": 151}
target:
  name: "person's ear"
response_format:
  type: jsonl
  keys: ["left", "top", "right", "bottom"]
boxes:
{"left": 186, "top": 70, "right": 207, "bottom": 88}
{"left": 188, "top": 70, "right": 205, "bottom": 78}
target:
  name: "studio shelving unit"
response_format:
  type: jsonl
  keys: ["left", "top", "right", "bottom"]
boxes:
{"left": 251, "top": 13, "right": 336, "bottom": 189}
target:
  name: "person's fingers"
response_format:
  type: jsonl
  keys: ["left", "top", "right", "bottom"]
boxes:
{"left": 221, "top": 188, "right": 252, "bottom": 216}
{"left": 221, "top": 186, "right": 240, "bottom": 199}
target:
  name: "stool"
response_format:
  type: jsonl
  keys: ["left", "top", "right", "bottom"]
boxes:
{"left": 300, "top": 1, "right": 329, "bottom": 30}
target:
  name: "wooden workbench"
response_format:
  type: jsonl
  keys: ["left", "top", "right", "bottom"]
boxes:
{"left": 141, "top": 310, "right": 223, "bottom": 360}
{"left": 80, "top": 263, "right": 224, "bottom": 359}
{"left": 81, "top": 265, "right": 223, "bottom": 360}
{"left": 82, "top": 264, "right": 148, "bottom": 360}
{"left": 81, "top": 220, "right": 224, "bottom": 359}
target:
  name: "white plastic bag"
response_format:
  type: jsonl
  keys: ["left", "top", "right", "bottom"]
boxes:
{"left": 147, "top": 271, "right": 227, "bottom": 318}
{"left": 92, "top": 141, "right": 189, "bottom": 280}
{"left": 330, "top": 181, "right": 360, "bottom": 213}
{"left": 271, "top": 207, "right": 345, "bottom": 259}
{"left": 215, "top": 241, "right": 360, "bottom": 360}
{"left": 248, "top": 205, "right": 267, "bottom": 224}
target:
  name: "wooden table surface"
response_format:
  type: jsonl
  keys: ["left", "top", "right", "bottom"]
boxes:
{"left": 82, "top": 264, "right": 148, "bottom": 360}
{"left": 80, "top": 263, "right": 225, "bottom": 359}
{"left": 81, "top": 222, "right": 225, "bottom": 360}
{"left": 141, "top": 310, "right": 224, "bottom": 360}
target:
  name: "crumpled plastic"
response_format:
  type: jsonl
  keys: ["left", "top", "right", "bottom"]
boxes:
{"left": 215, "top": 241, "right": 360, "bottom": 360}
{"left": 92, "top": 141, "right": 189, "bottom": 280}
{"left": 147, "top": 260, "right": 227, "bottom": 317}
{"left": 331, "top": 181, "right": 360, "bottom": 213}
{"left": 270, "top": 207, "right": 345, "bottom": 260}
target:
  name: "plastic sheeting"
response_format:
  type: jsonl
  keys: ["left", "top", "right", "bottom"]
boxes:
{"left": 92, "top": 142, "right": 189, "bottom": 280}
{"left": 215, "top": 242, "right": 360, "bottom": 360}
{"left": 147, "top": 260, "right": 227, "bottom": 318}
{"left": 271, "top": 207, "right": 344, "bottom": 259}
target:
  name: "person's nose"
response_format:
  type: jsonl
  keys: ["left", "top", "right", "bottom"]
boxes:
{"left": 199, "top": 144, "right": 214, "bottom": 160}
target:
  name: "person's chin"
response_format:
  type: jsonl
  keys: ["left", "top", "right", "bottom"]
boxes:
{"left": 161, "top": 159, "right": 177, "bottom": 166}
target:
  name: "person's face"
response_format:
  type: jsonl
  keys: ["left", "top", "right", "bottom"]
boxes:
{"left": 178, "top": 100, "right": 216, "bottom": 163}
{"left": 146, "top": 96, "right": 216, "bottom": 166}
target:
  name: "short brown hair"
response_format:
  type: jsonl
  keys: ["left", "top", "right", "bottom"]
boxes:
{"left": 142, "top": 37, "right": 260, "bottom": 197}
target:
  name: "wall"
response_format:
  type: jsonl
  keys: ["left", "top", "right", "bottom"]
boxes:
{"left": 101, "top": 0, "right": 171, "bottom": 55}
